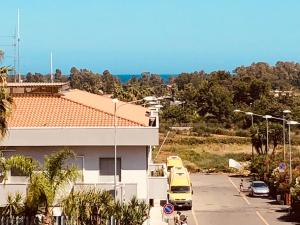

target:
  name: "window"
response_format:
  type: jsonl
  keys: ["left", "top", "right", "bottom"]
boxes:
{"left": 11, "top": 157, "right": 33, "bottom": 177}
{"left": 11, "top": 166, "right": 27, "bottom": 176}
{"left": 99, "top": 158, "right": 121, "bottom": 182}
{"left": 170, "top": 186, "right": 190, "bottom": 193}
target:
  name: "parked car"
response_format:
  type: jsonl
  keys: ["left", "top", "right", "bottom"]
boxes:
{"left": 249, "top": 181, "right": 269, "bottom": 197}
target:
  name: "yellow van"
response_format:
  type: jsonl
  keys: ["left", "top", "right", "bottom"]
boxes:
{"left": 166, "top": 156, "right": 183, "bottom": 171}
{"left": 168, "top": 167, "right": 192, "bottom": 209}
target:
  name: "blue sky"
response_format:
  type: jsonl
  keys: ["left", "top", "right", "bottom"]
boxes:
{"left": 1, "top": 0, "right": 300, "bottom": 75}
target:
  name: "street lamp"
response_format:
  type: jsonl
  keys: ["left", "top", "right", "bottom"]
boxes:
{"left": 283, "top": 110, "right": 291, "bottom": 162}
{"left": 287, "top": 120, "right": 299, "bottom": 183}
{"left": 112, "top": 96, "right": 159, "bottom": 201}
{"left": 245, "top": 112, "right": 254, "bottom": 126}
{"left": 234, "top": 110, "right": 258, "bottom": 158}
{"left": 262, "top": 115, "right": 272, "bottom": 153}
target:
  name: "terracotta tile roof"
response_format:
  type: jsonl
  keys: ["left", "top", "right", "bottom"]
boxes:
{"left": 62, "top": 89, "right": 149, "bottom": 126}
{"left": 8, "top": 95, "right": 144, "bottom": 127}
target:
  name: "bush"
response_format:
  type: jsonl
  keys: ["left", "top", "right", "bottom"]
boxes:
{"left": 171, "top": 136, "right": 250, "bottom": 145}
{"left": 235, "top": 129, "right": 250, "bottom": 137}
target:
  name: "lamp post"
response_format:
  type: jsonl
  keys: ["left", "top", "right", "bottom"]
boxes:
{"left": 245, "top": 112, "right": 254, "bottom": 158}
{"left": 287, "top": 120, "right": 299, "bottom": 184}
{"left": 234, "top": 110, "right": 260, "bottom": 158}
{"left": 112, "top": 96, "right": 158, "bottom": 201}
{"left": 263, "top": 115, "right": 272, "bottom": 153}
{"left": 283, "top": 110, "right": 291, "bottom": 162}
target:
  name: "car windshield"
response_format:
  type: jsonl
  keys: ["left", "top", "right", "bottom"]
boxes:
{"left": 253, "top": 182, "right": 267, "bottom": 188}
{"left": 171, "top": 186, "right": 190, "bottom": 193}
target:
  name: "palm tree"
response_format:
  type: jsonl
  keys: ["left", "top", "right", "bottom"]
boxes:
{"left": 3, "top": 148, "right": 79, "bottom": 225}
{"left": 2, "top": 192, "right": 23, "bottom": 217}
{"left": 0, "top": 50, "right": 4, "bottom": 62}
{"left": 61, "top": 188, "right": 114, "bottom": 225}
{"left": 0, "top": 49, "right": 13, "bottom": 139}
{"left": 114, "top": 197, "right": 150, "bottom": 225}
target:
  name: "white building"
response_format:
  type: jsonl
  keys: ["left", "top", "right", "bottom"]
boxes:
{"left": 0, "top": 83, "right": 167, "bottom": 206}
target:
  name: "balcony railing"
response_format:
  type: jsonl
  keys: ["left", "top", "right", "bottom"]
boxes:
{"left": 74, "top": 183, "right": 137, "bottom": 202}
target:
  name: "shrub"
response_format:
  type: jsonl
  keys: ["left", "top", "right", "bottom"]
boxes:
{"left": 172, "top": 136, "right": 250, "bottom": 145}
{"left": 235, "top": 129, "right": 250, "bottom": 137}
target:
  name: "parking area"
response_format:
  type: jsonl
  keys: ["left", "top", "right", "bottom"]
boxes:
{"left": 171, "top": 173, "right": 298, "bottom": 225}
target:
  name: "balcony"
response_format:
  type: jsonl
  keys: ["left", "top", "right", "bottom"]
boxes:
{"left": 148, "top": 163, "right": 168, "bottom": 200}
{"left": 74, "top": 183, "right": 137, "bottom": 202}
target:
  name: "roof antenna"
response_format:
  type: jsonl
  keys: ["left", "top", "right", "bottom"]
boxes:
{"left": 50, "top": 51, "right": 53, "bottom": 83}
{"left": 17, "top": 8, "right": 21, "bottom": 82}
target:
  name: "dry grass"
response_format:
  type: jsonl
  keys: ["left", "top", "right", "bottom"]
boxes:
{"left": 154, "top": 132, "right": 300, "bottom": 173}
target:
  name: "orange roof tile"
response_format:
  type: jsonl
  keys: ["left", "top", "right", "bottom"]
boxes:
{"left": 8, "top": 96, "right": 144, "bottom": 127}
{"left": 62, "top": 89, "right": 149, "bottom": 125}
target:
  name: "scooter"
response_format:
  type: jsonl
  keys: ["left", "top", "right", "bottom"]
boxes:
{"left": 178, "top": 214, "right": 188, "bottom": 225}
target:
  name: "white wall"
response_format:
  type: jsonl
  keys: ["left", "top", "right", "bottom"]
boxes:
{"left": 1, "top": 127, "right": 159, "bottom": 146}
{"left": 1, "top": 146, "right": 148, "bottom": 200}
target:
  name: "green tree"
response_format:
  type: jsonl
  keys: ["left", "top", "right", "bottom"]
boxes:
{"left": 102, "top": 70, "right": 117, "bottom": 94}
{"left": 114, "top": 197, "right": 150, "bottom": 225}
{"left": 206, "top": 84, "right": 233, "bottom": 123}
{"left": 2, "top": 192, "right": 23, "bottom": 217}
{"left": 62, "top": 188, "right": 114, "bottom": 225}
{"left": 69, "top": 67, "right": 103, "bottom": 94}
{"left": 0, "top": 50, "right": 13, "bottom": 138}
{"left": 3, "top": 149, "right": 79, "bottom": 225}
{"left": 251, "top": 122, "right": 283, "bottom": 155}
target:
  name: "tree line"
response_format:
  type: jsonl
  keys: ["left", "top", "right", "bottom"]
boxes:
{"left": 7, "top": 61, "right": 300, "bottom": 129}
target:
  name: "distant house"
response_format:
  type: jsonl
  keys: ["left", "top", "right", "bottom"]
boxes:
{"left": 269, "top": 89, "right": 295, "bottom": 97}
{"left": 0, "top": 82, "right": 167, "bottom": 206}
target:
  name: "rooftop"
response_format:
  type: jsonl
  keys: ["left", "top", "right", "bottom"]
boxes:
{"left": 7, "top": 83, "right": 150, "bottom": 128}
{"left": 8, "top": 95, "right": 144, "bottom": 127}
{"left": 7, "top": 82, "right": 69, "bottom": 87}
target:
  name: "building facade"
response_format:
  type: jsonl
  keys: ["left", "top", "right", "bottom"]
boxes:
{"left": 0, "top": 83, "right": 164, "bottom": 206}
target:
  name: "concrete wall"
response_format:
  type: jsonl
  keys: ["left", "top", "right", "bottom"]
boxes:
{"left": 0, "top": 184, "right": 27, "bottom": 206}
{"left": 1, "top": 146, "right": 148, "bottom": 200}
{"left": 148, "top": 163, "right": 168, "bottom": 200}
{"left": 1, "top": 127, "right": 159, "bottom": 146}
{"left": 148, "top": 177, "right": 168, "bottom": 199}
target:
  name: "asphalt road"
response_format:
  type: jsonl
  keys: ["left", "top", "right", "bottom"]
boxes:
{"left": 175, "top": 174, "right": 298, "bottom": 225}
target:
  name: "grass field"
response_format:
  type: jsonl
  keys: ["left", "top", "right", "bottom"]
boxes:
{"left": 153, "top": 132, "right": 299, "bottom": 173}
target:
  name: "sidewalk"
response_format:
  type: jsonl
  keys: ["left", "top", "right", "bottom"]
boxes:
{"left": 149, "top": 206, "right": 169, "bottom": 225}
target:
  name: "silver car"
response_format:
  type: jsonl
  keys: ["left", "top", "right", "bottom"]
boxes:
{"left": 249, "top": 181, "right": 269, "bottom": 197}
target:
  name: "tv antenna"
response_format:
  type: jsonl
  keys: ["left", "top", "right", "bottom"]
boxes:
{"left": 50, "top": 52, "right": 53, "bottom": 83}
{"left": 17, "top": 8, "right": 21, "bottom": 82}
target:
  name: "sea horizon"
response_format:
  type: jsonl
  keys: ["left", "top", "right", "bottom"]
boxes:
{"left": 114, "top": 74, "right": 178, "bottom": 84}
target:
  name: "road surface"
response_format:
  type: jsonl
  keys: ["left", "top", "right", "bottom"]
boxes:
{"left": 174, "top": 174, "right": 297, "bottom": 225}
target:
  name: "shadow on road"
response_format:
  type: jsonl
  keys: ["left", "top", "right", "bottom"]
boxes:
{"left": 228, "top": 174, "right": 249, "bottom": 178}
{"left": 277, "top": 210, "right": 300, "bottom": 225}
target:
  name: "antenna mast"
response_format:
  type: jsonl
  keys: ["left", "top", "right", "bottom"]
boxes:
{"left": 13, "top": 28, "right": 17, "bottom": 81}
{"left": 17, "top": 8, "right": 21, "bottom": 82}
{"left": 50, "top": 52, "right": 53, "bottom": 83}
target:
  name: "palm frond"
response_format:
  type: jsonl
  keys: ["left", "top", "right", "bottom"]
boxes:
{"left": 5, "top": 155, "right": 39, "bottom": 177}
{"left": 44, "top": 148, "right": 75, "bottom": 182}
